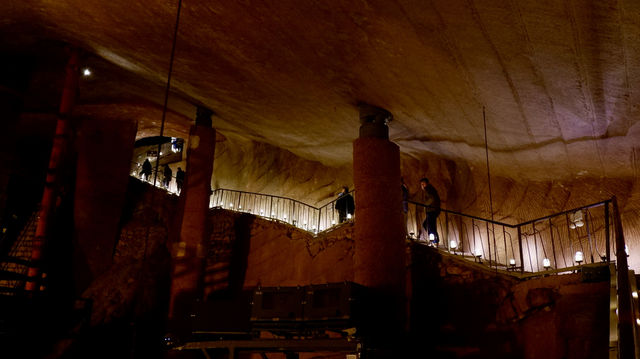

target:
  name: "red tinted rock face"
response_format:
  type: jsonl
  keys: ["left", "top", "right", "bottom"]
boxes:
{"left": 205, "top": 208, "right": 354, "bottom": 296}
{"left": 73, "top": 116, "right": 137, "bottom": 291}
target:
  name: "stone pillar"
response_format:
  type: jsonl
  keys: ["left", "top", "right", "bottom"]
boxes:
{"left": 26, "top": 48, "right": 79, "bottom": 292}
{"left": 167, "top": 106, "right": 216, "bottom": 335}
{"left": 353, "top": 103, "right": 405, "bottom": 337}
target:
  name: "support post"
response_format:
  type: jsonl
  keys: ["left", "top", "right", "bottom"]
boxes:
{"left": 352, "top": 103, "right": 405, "bottom": 338}
{"left": 167, "top": 106, "right": 216, "bottom": 337}
{"left": 26, "top": 48, "right": 79, "bottom": 292}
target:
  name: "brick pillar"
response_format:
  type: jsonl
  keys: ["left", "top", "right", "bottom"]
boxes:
{"left": 167, "top": 106, "right": 216, "bottom": 335}
{"left": 26, "top": 48, "right": 79, "bottom": 292}
{"left": 353, "top": 104, "right": 405, "bottom": 338}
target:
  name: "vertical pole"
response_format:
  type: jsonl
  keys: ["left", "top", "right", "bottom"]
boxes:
{"left": 533, "top": 222, "right": 539, "bottom": 272}
{"left": 518, "top": 226, "right": 524, "bottom": 274}
{"left": 585, "top": 210, "right": 595, "bottom": 264}
{"left": 485, "top": 221, "right": 491, "bottom": 268}
{"left": 549, "top": 218, "right": 558, "bottom": 270}
{"left": 605, "top": 201, "right": 610, "bottom": 263}
{"left": 26, "top": 48, "right": 79, "bottom": 292}
{"left": 613, "top": 197, "right": 635, "bottom": 359}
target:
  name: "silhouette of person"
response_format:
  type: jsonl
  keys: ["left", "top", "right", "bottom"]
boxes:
{"left": 335, "top": 186, "right": 355, "bottom": 223}
{"left": 140, "top": 159, "right": 152, "bottom": 182}
{"left": 163, "top": 164, "right": 172, "bottom": 189}
{"left": 419, "top": 178, "right": 441, "bottom": 246}
{"left": 176, "top": 167, "right": 185, "bottom": 194}
{"left": 401, "top": 177, "right": 409, "bottom": 237}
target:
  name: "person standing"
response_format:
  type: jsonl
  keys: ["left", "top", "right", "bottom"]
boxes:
{"left": 335, "top": 186, "right": 355, "bottom": 223}
{"left": 401, "top": 177, "right": 409, "bottom": 238}
{"left": 419, "top": 178, "right": 441, "bottom": 246}
{"left": 176, "top": 167, "right": 185, "bottom": 195}
{"left": 140, "top": 159, "right": 152, "bottom": 182}
{"left": 163, "top": 164, "right": 172, "bottom": 189}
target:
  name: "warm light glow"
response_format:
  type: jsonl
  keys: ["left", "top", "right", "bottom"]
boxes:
{"left": 509, "top": 258, "right": 516, "bottom": 266}
{"left": 229, "top": 203, "right": 233, "bottom": 207}
{"left": 347, "top": 213, "right": 352, "bottom": 219}
{"left": 449, "top": 240, "right": 457, "bottom": 249}
{"left": 575, "top": 251, "right": 584, "bottom": 263}
{"left": 633, "top": 291, "right": 638, "bottom": 299}
{"left": 429, "top": 233, "right": 435, "bottom": 241}
{"left": 543, "top": 258, "right": 551, "bottom": 268}
{"left": 82, "top": 68, "right": 91, "bottom": 76}
{"left": 626, "top": 245, "right": 630, "bottom": 257}
{"left": 474, "top": 249, "right": 482, "bottom": 258}
{"left": 331, "top": 220, "right": 335, "bottom": 225}
{"left": 636, "top": 318, "right": 640, "bottom": 326}
{"left": 238, "top": 205, "right": 242, "bottom": 209}
{"left": 260, "top": 210, "right": 264, "bottom": 214}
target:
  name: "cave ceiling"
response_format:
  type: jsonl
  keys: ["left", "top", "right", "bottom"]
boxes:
{"left": 2, "top": 0, "right": 640, "bottom": 181}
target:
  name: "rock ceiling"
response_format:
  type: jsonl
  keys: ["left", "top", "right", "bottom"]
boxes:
{"left": 3, "top": 0, "right": 640, "bottom": 181}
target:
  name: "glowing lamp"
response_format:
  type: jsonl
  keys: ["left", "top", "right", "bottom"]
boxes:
{"left": 509, "top": 258, "right": 516, "bottom": 267}
{"left": 449, "top": 240, "right": 458, "bottom": 249}
{"left": 633, "top": 291, "right": 638, "bottom": 299}
{"left": 347, "top": 213, "right": 352, "bottom": 219}
{"left": 575, "top": 251, "right": 584, "bottom": 264}
{"left": 474, "top": 249, "right": 482, "bottom": 258}
{"left": 543, "top": 258, "right": 551, "bottom": 269}
{"left": 82, "top": 68, "right": 91, "bottom": 76}
{"left": 429, "top": 233, "right": 435, "bottom": 241}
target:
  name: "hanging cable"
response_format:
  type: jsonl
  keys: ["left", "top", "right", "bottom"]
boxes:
{"left": 153, "top": 0, "right": 183, "bottom": 187}
{"left": 483, "top": 107, "right": 497, "bottom": 268}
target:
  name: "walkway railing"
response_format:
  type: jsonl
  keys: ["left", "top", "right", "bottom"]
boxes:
{"left": 408, "top": 199, "right": 615, "bottom": 274}
{"left": 210, "top": 188, "right": 354, "bottom": 234}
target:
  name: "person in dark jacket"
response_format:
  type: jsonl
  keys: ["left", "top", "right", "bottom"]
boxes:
{"left": 140, "top": 159, "right": 152, "bottom": 182}
{"left": 419, "top": 178, "right": 441, "bottom": 246}
{"left": 163, "top": 164, "right": 172, "bottom": 189}
{"left": 335, "top": 186, "right": 355, "bottom": 223}
{"left": 176, "top": 167, "right": 185, "bottom": 194}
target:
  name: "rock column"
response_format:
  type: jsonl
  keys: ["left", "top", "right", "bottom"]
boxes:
{"left": 352, "top": 104, "right": 405, "bottom": 335}
{"left": 167, "top": 106, "right": 216, "bottom": 334}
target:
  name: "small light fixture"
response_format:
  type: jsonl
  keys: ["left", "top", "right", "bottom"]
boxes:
{"left": 260, "top": 210, "right": 264, "bottom": 214}
{"left": 575, "top": 251, "right": 584, "bottom": 264}
{"left": 271, "top": 212, "right": 275, "bottom": 217}
{"left": 331, "top": 220, "right": 335, "bottom": 225}
{"left": 238, "top": 205, "right": 242, "bottom": 209}
{"left": 509, "top": 258, "right": 516, "bottom": 267}
{"left": 82, "top": 68, "right": 92, "bottom": 76}
{"left": 474, "top": 249, "right": 482, "bottom": 258}
{"left": 625, "top": 245, "right": 630, "bottom": 257}
{"left": 229, "top": 203, "right": 233, "bottom": 208}
{"left": 636, "top": 318, "right": 640, "bottom": 326}
{"left": 347, "top": 213, "right": 352, "bottom": 219}
{"left": 543, "top": 258, "right": 551, "bottom": 269}
{"left": 449, "top": 240, "right": 458, "bottom": 249}
{"left": 633, "top": 291, "right": 638, "bottom": 299}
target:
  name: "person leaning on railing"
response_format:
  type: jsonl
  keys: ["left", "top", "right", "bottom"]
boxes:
{"left": 419, "top": 177, "right": 441, "bottom": 246}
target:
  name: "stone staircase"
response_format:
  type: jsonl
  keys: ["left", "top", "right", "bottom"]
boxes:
{"left": 0, "top": 210, "right": 37, "bottom": 295}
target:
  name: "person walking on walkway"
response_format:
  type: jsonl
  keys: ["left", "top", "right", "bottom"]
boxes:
{"left": 176, "top": 167, "right": 185, "bottom": 195}
{"left": 163, "top": 164, "right": 172, "bottom": 189}
{"left": 335, "top": 186, "right": 355, "bottom": 223}
{"left": 419, "top": 178, "right": 441, "bottom": 246}
{"left": 140, "top": 159, "right": 152, "bottom": 182}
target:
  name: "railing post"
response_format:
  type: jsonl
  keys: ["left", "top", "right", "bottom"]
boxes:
{"left": 549, "top": 218, "right": 557, "bottom": 270}
{"left": 605, "top": 201, "right": 610, "bottom": 263}
{"left": 485, "top": 222, "right": 491, "bottom": 268}
{"left": 518, "top": 226, "right": 524, "bottom": 274}
{"left": 585, "top": 209, "right": 595, "bottom": 264}
{"left": 612, "top": 196, "right": 635, "bottom": 359}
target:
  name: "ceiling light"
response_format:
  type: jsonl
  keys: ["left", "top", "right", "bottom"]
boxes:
{"left": 82, "top": 68, "right": 91, "bottom": 76}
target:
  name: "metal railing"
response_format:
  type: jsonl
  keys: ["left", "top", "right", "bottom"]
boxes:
{"left": 210, "top": 188, "right": 355, "bottom": 234}
{"left": 407, "top": 199, "right": 615, "bottom": 274}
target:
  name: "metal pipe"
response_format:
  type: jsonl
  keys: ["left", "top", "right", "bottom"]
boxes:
{"left": 549, "top": 218, "right": 557, "bottom": 270}
{"left": 605, "top": 201, "right": 610, "bottom": 263}
{"left": 585, "top": 209, "right": 595, "bottom": 264}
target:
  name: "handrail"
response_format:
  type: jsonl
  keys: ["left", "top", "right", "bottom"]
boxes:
{"left": 408, "top": 198, "right": 613, "bottom": 229}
